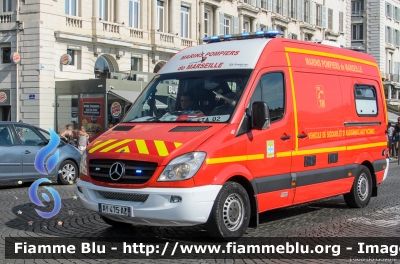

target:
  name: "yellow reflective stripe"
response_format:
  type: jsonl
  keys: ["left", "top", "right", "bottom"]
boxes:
{"left": 88, "top": 139, "right": 117, "bottom": 153}
{"left": 115, "top": 146, "right": 130, "bottom": 153}
{"left": 206, "top": 154, "right": 264, "bottom": 165}
{"left": 93, "top": 140, "right": 102, "bottom": 145}
{"left": 174, "top": 142, "right": 183, "bottom": 148}
{"left": 100, "top": 139, "right": 133, "bottom": 152}
{"left": 347, "top": 142, "right": 387, "bottom": 150}
{"left": 154, "top": 140, "right": 169, "bottom": 156}
{"left": 285, "top": 52, "right": 299, "bottom": 150}
{"left": 135, "top": 139, "right": 149, "bottom": 154}
{"left": 277, "top": 151, "right": 292, "bottom": 158}
{"left": 284, "top": 47, "right": 378, "bottom": 67}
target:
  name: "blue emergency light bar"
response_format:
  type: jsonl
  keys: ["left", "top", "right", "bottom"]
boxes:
{"left": 202, "top": 30, "right": 284, "bottom": 43}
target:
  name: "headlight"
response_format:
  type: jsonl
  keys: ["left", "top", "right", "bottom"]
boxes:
{"left": 158, "top": 152, "right": 206, "bottom": 181}
{"left": 80, "top": 150, "right": 88, "bottom": 176}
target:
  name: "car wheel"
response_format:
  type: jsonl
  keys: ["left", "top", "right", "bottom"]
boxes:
{"left": 344, "top": 165, "right": 372, "bottom": 208}
{"left": 206, "top": 182, "right": 251, "bottom": 241}
{"left": 57, "top": 160, "right": 78, "bottom": 185}
{"left": 100, "top": 215, "right": 132, "bottom": 227}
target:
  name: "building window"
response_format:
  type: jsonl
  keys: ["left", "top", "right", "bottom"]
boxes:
{"left": 290, "top": 33, "right": 297, "bottom": 39}
{"left": 396, "top": 30, "right": 400, "bottom": 46}
{"left": 304, "top": 0, "right": 309, "bottom": 23}
{"left": 352, "top": 24, "right": 363, "bottom": 40}
{"left": 1, "top": 46, "right": 10, "bottom": 64}
{"left": 223, "top": 16, "right": 230, "bottom": 35}
{"left": 157, "top": 1, "right": 165, "bottom": 32}
{"left": 204, "top": 11, "right": 210, "bottom": 37}
{"left": 180, "top": 6, "right": 189, "bottom": 38}
{"left": 339, "top": 12, "right": 344, "bottom": 32}
{"left": 351, "top": 0, "right": 364, "bottom": 15}
{"left": 243, "top": 20, "right": 250, "bottom": 33}
{"left": 261, "top": 0, "right": 267, "bottom": 9}
{"left": 328, "top": 8, "right": 333, "bottom": 30}
{"left": 316, "top": 4, "right": 322, "bottom": 27}
{"left": 276, "top": 0, "right": 282, "bottom": 15}
{"left": 386, "top": 26, "right": 392, "bottom": 43}
{"left": 66, "top": 49, "right": 81, "bottom": 69}
{"left": 65, "top": 0, "right": 78, "bottom": 16}
{"left": 386, "top": 2, "right": 392, "bottom": 18}
{"left": 289, "top": 0, "right": 296, "bottom": 18}
{"left": 304, "top": 33, "right": 312, "bottom": 41}
{"left": 99, "top": 0, "right": 108, "bottom": 21}
{"left": 260, "top": 24, "right": 267, "bottom": 31}
{"left": 3, "top": 0, "right": 11, "bottom": 12}
{"left": 129, "top": 0, "right": 139, "bottom": 28}
{"left": 131, "top": 57, "right": 142, "bottom": 71}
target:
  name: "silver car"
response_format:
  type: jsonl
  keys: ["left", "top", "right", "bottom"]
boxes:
{"left": 0, "top": 122, "right": 81, "bottom": 184}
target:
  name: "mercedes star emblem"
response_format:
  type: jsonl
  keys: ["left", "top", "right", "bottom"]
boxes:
{"left": 109, "top": 162, "right": 125, "bottom": 181}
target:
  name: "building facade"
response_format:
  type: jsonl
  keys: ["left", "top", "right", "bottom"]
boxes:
{"left": 0, "top": 0, "right": 350, "bottom": 129}
{"left": 351, "top": 0, "right": 400, "bottom": 100}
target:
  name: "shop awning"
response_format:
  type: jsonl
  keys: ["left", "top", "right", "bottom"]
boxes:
{"left": 107, "top": 89, "right": 141, "bottom": 103}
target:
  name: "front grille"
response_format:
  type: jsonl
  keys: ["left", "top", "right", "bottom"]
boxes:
{"left": 95, "top": 190, "right": 149, "bottom": 202}
{"left": 169, "top": 126, "right": 211, "bottom": 132}
{"left": 89, "top": 159, "right": 158, "bottom": 184}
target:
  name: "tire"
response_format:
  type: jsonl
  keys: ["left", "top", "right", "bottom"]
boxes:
{"left": 206, "top": 182, "right": 251, "bottom": 241}
{"left": 100, "top": 215, "right": 132, "bottom": 227}
{"left": 343, "top": 165, "right": 373, "bottom": 208}
{"left": 57, "top": 160, "right": 78, "bottom": 185}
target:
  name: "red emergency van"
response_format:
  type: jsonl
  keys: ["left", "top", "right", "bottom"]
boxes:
{"left": 77, "top": 31, "right": 389, "bottom": 240}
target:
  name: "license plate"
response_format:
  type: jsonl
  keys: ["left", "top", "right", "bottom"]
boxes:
{"left": 98, "top": 203, "right": 132, "bottom": 217}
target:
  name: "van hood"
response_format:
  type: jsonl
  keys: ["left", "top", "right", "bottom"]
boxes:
{"left": 87, "top": 123, "right": 226, "bottom": 165}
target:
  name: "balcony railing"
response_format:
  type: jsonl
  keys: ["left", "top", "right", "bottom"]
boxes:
{"left": 159, "top": 32, "right": 174, "bottom": 43}
{"left": 0, "top": 13, "right": 12, "bottom": 23}
{"left": 66, "top": 17, "right": 82, "bottom": 28}
{"left": 351, "top": 10, "right": 365, "bottom": 16}
{"left": 102, "top": 21, "right": 120, "bottom": 33}
{"left": 130, "top": 28, "right": 144, "bottom": 39}
{"left": 181, "top": 38, "right": 193, "bottom": 47}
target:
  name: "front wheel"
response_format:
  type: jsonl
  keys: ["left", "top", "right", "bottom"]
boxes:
{"left": 343, "top": 165, "right": 372, "bottom": 208}
{"left": 206, "top": 182, "right": 251, "bottom": 241}
{"left": 57, "top": 160, "right": 78, "bottom": 185}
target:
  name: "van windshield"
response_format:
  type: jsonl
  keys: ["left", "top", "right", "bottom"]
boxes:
{"left": 123, "top": 69, "right": 252, "bottom": 123}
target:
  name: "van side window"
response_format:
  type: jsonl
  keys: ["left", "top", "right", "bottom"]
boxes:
{"left": 250, "top": 72, "right": 285, "bottom": 122}
{"left": 354, "top": 85, "right": 378, "bottom": 116}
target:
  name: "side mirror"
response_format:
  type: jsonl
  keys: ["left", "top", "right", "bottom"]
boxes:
{"left": 251, "top": 101, "right": 270, "bottom": 130}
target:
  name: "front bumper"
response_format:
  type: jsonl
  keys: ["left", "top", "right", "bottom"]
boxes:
{"left": 76, "top": 179, "right": 222, "bottom": 226}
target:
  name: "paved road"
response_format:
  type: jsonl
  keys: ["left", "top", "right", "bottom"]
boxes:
{"left": 1, "top": 161, "right": 400, "bottom": 264}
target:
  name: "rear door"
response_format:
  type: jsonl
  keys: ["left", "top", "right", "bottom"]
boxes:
{"left": 245, "top": 68, "right": 295, "bottom": 212}
{"left": 0, "top": 124, "right": 22, "bottom": 180}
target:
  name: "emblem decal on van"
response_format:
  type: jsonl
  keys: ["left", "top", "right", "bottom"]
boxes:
{"left": 316, "top": 85, "right": 326, "bottom": 108}
{"left": 266, "top": 140, "right": 275, "bottom": 158}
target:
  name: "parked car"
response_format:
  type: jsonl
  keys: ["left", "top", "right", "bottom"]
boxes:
{"left": 0, "top": 122, "right": 81, "bottom": 185}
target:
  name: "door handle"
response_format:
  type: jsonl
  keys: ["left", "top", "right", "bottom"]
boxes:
{"left": 297, "top": 133, "right": 308, "bottom": 139}
{"left": 280, "top": 135, "right": 291, "bottom": 140}
{"left": 24, "top": 150, "right": 31, "bottom": 154}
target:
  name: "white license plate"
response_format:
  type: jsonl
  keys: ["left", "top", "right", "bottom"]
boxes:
{"left": 98, "top": 203, "right": 131, "bottom": 217}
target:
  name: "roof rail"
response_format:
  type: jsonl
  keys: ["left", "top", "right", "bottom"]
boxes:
{"left": 309, "top": 39, "right": 342, "bottom": 48}
{"left": 344, "top": 46, "right": 365, "bottom": 52}
{"left": 202, "top": 30, "right": 284, "bottom": 43}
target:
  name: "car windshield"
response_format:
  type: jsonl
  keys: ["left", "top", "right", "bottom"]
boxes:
{"left": 123, "top": 69, "right": 252, "bottom": 123}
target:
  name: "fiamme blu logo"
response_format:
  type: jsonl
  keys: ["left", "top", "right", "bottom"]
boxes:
{"left": 29, "top": 128, "right": 62, "bottom": 218}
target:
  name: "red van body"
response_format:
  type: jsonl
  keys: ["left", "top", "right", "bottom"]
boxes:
{"left": 77, "top": 36, "right": 389, "bottom": 239}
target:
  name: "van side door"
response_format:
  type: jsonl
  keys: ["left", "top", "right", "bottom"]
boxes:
{"left": 246, "top": 68, "right": 295, "bottom": 213}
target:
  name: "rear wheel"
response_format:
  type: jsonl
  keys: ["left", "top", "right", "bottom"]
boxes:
{"left": 206, "top": 182, "right": 251, "bottom": 241}
{"left": 344, "top": 165, "right": 372, "bottom": 208}
{"left": 57, "top": 160, "right": 78, "bottom": 185}
{"left": 100, "top": 215, "right": 132, "bottom": 227}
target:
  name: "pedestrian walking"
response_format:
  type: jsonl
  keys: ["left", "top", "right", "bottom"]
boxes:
{"left": 77, "top": 126, "right": 89, "bottom": 151}
{"left": 388, "top": 122, "right": 395, "bottom": 160}
{"left": 395, "top": 118, "right": 400, "bottom": 159}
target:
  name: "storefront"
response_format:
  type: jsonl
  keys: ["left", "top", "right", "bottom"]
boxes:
{"left": 55, "top": 77, "right": 151, "bottom": 141}
{"left": 0, "top": 89, "right": 11, "bottom": 121}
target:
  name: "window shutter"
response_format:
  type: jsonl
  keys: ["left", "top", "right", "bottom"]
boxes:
{"left": 297, "top": 0, "right": 301, "bottom": 20}
{"left": 309, "top": 1, "right": 313, "bottom": 24}
{"left": 272, "top": 0, "right": 277, "bottom": 12}
{"left": 386, "top": 27, "right": 388, "bottom": 43}
{"left": 257, "top": 0, "right": 261, "bottom": 8}
{"left": 219, "top": 12, "right": 224, "bottom": 35}
{"left": 268, "top": 0, "right": 272, "bottom": 11}
{"left": 322, "top": 6, "right": 326, "bottom": 28}
{"left": 288, "top": 0, "right": 291, "bottom": 17}
{"left": 234, "top": 16, "right": 239, "bottom": 34}
{"left": 392, "top": 4, "right": 395, "bottom": 18}
{"left": 398, "top": 30, "right": 400, "bottom": 45}
{"left": 392, "top": 28, "right": 395, "bottom": 44}
{"left": 386, "top": 2, "right": 388, "bottom": 16}
{"left": 282, "top": 0, "right": 287, "bottom": 16}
